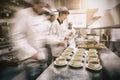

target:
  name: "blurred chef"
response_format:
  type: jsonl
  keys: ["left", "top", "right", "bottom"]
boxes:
{"left": 10, "top": 0, "right": 64, "bottom": 79}
{"left": 43, "top": 13, "right": 56, "bottom": 65}
{"left": 44, "top": 13, "right": 56, "bottom": 35}
{"left": 11, "top": 0, "right": 52, "bottom": 60}
{"left": 49, "top": 7, "right": 70, "bottom": 60}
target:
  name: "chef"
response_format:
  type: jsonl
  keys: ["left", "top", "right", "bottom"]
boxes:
{"left": 41, "top": 13, "right": 56, "bottom": 36}
{"left": 43, "top": 13, "right": 56, "bottom": 65}
{"left": 10, "top": 0, "right": 65, "bottom": 80}
{"left": 49, "top": 7, "right": 70, "bottom": 60}
{"left": 50, "top": 7, "right": 70, "bottom": 40}
{"left": 65, "top": 23, "right": 76, "bottom": 48}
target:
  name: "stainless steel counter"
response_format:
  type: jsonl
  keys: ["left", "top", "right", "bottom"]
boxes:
{"left": 36, "top": 48, "right": 120, "bottom": 80}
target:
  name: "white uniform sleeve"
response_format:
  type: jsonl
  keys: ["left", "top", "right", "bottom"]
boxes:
{"left": 73, "top": 28, "right": 76, "bottom": 34}
{"left": 11, "top": 17, "right": 37, "bottom": 60}
{"left": 49, "top": 22, "right": 57, "bottom": 36}
{"left": 45, "top": 35, "right": 61, "bottom": 45}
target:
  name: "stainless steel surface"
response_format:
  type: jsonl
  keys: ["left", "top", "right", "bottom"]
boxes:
{"left": 36, "top": 48, "right": 120, "bottom": 80}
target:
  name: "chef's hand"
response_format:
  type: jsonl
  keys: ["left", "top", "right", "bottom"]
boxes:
{"left": 64, "top": 37, "right": 69, "bottom": 40}
{"left": 31, "top": 54, "right": 38, "bottom": 60}
{"left": 57, "top": 42, "right": 65, "bottom": 47}
{"left": 68, "top": 32, "right": 73, "bottom": 36}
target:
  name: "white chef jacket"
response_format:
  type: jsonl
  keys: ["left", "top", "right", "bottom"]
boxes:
{"left": 44, "top": 20, "right": 53, "bottom": 35}
{"left": 49, "top": 19, "right": 68, "bottom": 57}
{"left": 11, "top": 8, "right": 60, "bottom": 60}
{"left": 66, "top": 28, "right": 76, "bottom": 36}
{"left": 66, "top": 28, "right": 76, "bottom": 48}
{"left": 49, "top": 19, "right": 68, "bottom": 41}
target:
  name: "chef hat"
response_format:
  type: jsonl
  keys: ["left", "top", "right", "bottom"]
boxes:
{"left": 57, "top": 7, "right": 69, "bottom": 14}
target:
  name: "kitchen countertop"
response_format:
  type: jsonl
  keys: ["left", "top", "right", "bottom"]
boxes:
{"left": 36, "top": 48, "right": 120, "bottom": 80}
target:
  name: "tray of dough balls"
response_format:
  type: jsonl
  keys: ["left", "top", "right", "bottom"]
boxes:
{"left": 86, "top": 49, "right": 102, "bottom": 71}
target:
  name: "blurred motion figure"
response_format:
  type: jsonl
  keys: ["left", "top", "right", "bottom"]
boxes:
{"left": 10, "top": 0, "right": 64, "bottom": 80}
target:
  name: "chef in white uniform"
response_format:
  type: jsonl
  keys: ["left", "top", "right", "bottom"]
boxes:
{"left": 43, "top": 13, "right": 56, "bottom": 65}
{"left": 49, "top": 7, "right": 70, "bottom": 59}
{"left": 10, "top": 0, "right": 65, "bottom": 80}
{"left": 65, "top": 23, "right": 76, "bottom": 48}
{"left": 44, "top": 13, "right": 56, "bottom": 30}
